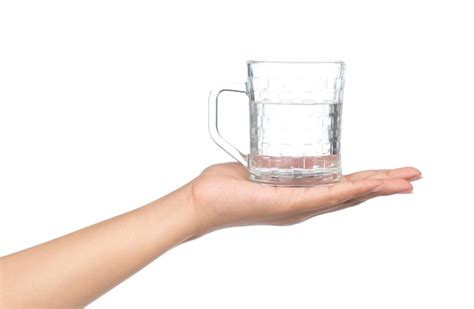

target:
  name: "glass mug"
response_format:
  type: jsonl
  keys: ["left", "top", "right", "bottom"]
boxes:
{"left": 208, "top": 61, "right": 345, "bottom": 186}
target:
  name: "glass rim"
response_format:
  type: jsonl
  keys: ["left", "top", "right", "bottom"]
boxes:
{"left": 247, "top": 60, "right": 345, "bottom": 65}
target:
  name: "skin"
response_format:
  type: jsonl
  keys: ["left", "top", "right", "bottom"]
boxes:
{"left": 0, "top": 163, "right": 421, "bottom": 308}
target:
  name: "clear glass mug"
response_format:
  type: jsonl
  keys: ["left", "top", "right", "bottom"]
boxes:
{"left": 208, "top": 61, "right": 345, "bottom": 186}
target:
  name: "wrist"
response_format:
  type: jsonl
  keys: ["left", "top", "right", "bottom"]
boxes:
{"left": 178, "top": 182, "right": 213, "bottom": 240}
{"left": 148, "top": 183, "right": 207, "bottom": 243}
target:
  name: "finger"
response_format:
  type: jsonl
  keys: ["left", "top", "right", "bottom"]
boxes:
{"left": 225, "top": 162, "right": 250, "bottom": 178}
{"left": 305, "top": 179, "right": 412, "bottom": 217}
{"left": 375, "top": 177, "right": 413, "bottom": 193}
{"left": 324, "top": 178, "right": 413, "bottom": 210}
{"left": 344, "top": 167, "right": 421, "bottom": 182}
{"left": 337, "top": 178, "right": 414, "bottom": 208}
{"left": 367, "top": 167, "right": 421, "bottom": 181}
{"left": 202, "top": 162, "right": 249, "bottom": 179}
{"left": 288, "top": 178, "right": 385, "bottom": 213}
{"left": 275, "top": 178, "right": 414, "bottom": 225}
{"left": 343, "top": 169, "right": 390, "bottom": 182}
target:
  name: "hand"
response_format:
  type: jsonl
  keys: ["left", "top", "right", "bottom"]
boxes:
{"left": 0, "top": 162, "right": 420, "bottom": 307}
{"left": 189, "top": 163, "right": 421, "bottom": 235}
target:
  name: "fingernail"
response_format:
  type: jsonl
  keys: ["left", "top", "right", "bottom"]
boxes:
{"left": 408, "top": 175, "right": 423, "bottom": 181}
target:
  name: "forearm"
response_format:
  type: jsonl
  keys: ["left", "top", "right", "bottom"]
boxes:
{"left": 1, "top": 183, "right": 198, "bottom": 308}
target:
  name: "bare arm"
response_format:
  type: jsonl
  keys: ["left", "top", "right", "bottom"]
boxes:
{"left": 0, "top": 163, "right": 421, "bottom": 308}
{"left": 1, "top": 185, "right": 198, "bottom": 308}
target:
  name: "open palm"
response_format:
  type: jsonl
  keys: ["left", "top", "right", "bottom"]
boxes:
{"left": 190, "top": 163, "right": 421, "bottom": 233}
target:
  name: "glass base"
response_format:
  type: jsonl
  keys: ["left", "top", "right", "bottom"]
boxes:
{"left": 250, "top": 170, "right": 341, "bottom": 187}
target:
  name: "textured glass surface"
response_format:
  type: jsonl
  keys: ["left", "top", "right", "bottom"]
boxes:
{"left": 247, "top": 61, "right": 345, "bottom": 185}
{"left": 208, "top": 61, "right": 345, "bottom": 186}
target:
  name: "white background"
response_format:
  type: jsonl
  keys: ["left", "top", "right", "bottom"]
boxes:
{"left": 1, "top": 0, "right": 473, "bottom": 308}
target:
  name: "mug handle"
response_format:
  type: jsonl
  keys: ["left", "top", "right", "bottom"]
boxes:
{"left": 208, "top": 83, "right": 248, "bottom": 166}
